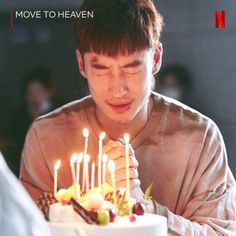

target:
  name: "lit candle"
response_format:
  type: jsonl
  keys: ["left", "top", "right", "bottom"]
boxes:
{"left": 91, "top": 161, "right": 95, "bottom": 189}
{"left": 82, "top": 128, "right": 89, "bottom": 192}
{"left": 124, "top": 133, "right": 130, "bottom": 201}
{"left": 85, "top": 154, "right": 90, "bottom": 193}
{"left": 54, "top": 160, "right": 61, "bottom": 197}
{"left": 102, "top": 154, "right": 108, "bottom": 184}
{"left": 108, "top": 160, "right": 116, "bottom": 205}
{"left": 98, "top": 132, "right": 106, "bottom": 187}
{"left": 70, "top": 154, "right": 77, "bottom": 185}
{"left": 76, "top": 153, "right": 83, "bottom": 186}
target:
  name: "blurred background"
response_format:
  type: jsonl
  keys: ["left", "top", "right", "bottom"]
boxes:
{"left": 0, "top": 0, "right": 235, "bottom": 177}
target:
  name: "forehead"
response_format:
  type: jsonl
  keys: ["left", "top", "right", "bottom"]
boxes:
{"left": 84, "top": 48, "right": 152, "bottom": 63}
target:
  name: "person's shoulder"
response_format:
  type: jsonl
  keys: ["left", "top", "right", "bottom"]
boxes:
{"left": 152, "top": 92, "right": 218, "bottom": 135}
{"left": 32, "top": 95, "right": 93, "bottom": 130}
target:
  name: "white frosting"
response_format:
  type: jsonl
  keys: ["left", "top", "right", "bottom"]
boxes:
{"left": 87, "top": 193, "right": 104, "bottom": 210}
{"left": 49, "top": 214, "right": 167, "bottom": 236}
{"left": 101, "top": 200, "right": 115, "bottom": 211}
{"left": 49, "top": 203, "right": 76, "bottom": 222}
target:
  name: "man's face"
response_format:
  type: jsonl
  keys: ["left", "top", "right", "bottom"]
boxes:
{"left": 77, "top": 47, "right": 162, "bottom": 124}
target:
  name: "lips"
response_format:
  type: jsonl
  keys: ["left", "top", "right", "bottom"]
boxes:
{"left": 108, "top": 101, "right": 133, "bottom": 113}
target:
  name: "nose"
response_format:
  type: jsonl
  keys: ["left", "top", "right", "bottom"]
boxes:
{"left": 109, "top": 69, "right": 128, "bottom": 97}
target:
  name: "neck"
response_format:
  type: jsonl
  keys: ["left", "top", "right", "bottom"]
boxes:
{"left": 95, "top": 96, "right": 153, "bottom": 141}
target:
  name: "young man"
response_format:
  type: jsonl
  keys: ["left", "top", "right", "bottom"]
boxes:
{"left": 20, "top": 0, "right": 236, "bottom": 235}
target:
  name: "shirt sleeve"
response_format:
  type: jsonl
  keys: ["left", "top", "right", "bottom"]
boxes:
{"left": 20, "top": 123, "right": 53, "bottom": 202}
{"left": 154, "top": 121, "right": 236, "bottom": 236}
{"left": 0, "top": 152, "right": 52, "bottom": 236}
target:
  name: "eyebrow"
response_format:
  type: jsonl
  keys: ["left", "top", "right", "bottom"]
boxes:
{"left": 90, "top": 56, "right": 143, "bottom": 69}
{"left": 89, "top": 57, "right": 108, "bottom": 69}
{"left": 91, "top": 63, "right": 109, "bottom": 69}
{"left": 121, "top": 59, "right": 142, "bottom": 68}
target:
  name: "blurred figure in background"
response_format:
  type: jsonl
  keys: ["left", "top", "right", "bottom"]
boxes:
{"left": 0, "top": 152, "right": 51, "bottom": 236}
{"left": 156, "top": 64, "right": 192, "bottom": 105}
{"left": 22, "top": 67, "right": 56, "bottom": 120}
{"left": 1, "top": 67, "right": 62, "bottom": 176}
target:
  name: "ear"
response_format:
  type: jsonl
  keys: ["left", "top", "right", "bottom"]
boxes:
{"left": 152, "top": 42, "right": 163, "bottom": 75}
{"left": 76, "top": 49, "right": 87, "bottom": 78}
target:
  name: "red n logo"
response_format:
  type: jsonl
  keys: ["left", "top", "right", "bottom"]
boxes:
{"left": 215, "top": 10, "right": 226, "bottom": 29}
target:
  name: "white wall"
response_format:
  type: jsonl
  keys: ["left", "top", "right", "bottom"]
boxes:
{"left": 155, "top": 0, "right": 236, "bottom": 174}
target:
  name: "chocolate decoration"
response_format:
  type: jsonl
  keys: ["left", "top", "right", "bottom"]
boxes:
{"left": 37, "top": 192, "right": 57, "bottom": 220}
{"left": 71, "top": 198, "right": 99, "bottom": 225}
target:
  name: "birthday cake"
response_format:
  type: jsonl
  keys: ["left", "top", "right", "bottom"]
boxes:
{"left": 37, "top": 130, "right": 167, "bottom": 236}
{"left": 38, "top": 183, "right": 167, "bottom": 236}
{"left": 49, "top": 213, "right": 167, "bottom": 236}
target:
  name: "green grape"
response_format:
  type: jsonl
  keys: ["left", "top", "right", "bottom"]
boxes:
{"left": 98, "top": 210, "right": 110, "bottom": 225}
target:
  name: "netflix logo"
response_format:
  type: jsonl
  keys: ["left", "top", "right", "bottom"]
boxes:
{"left": 215, "top": 10, "right": 226, "bottom": 29}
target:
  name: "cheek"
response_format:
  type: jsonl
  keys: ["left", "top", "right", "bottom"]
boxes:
{"left": 131, "top": 69, "right": 152, "bottom": 95}
{"left": 85, "top": 67, "right": 109, "bottom": 95}
{"left": 87, "top": 77, "right": 107, "bottom": 99}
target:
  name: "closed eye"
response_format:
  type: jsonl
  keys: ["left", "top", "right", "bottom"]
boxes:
{"left": 92, "top": 64, "right": 109, "bottom": 70}
{"left": 121, "top": 60, "right": 142, "bottom": 74}
{"left": 125, "top": 70, "right": 141, "bottom": 75}
{"left": 122, "top": 60, "right": 142, "bottom": 69}
{"left": 91, "top": 63, "right": 110, "bottom": 76}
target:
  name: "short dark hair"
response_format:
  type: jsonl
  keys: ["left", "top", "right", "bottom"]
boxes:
{"left": 74, "top": 0, "right": 163, "bottom": 56}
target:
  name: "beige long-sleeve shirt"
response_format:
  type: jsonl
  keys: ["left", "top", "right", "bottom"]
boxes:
{"left": 20, "top": 92, "right": 236, "bottom": 235}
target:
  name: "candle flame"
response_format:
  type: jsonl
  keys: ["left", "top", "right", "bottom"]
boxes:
{"left": 70, "top": 153, "right": 77, "bottom": 165}
{"left": 77, "top": 153, "right": 83, "bottom": 163}
{"left": 54, "top": 160, "right": 61, "bottom": 170}
{"left": 124, "top": 133, "right": 130, "bottom": 143}
{"left": 85, "top": 154, "right": 90, "bottom": 164}
{"left": 102, "top": 154, "right": 108, "bottom": 163}
{"left": 108, "top": 160, "right": 115, "bottom": 172}
{"left": 99, "top": 132, "right": 106, "bottom": 140}
{"left": 83, "top": 128, "right": 89, "bottom": 138}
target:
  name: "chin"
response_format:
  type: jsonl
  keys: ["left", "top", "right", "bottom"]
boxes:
{"left": 108, "top": 113, "right": 134, "bottom": 125}
{"left": 113, "top": 118, "right": 130, "bottom": 125}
